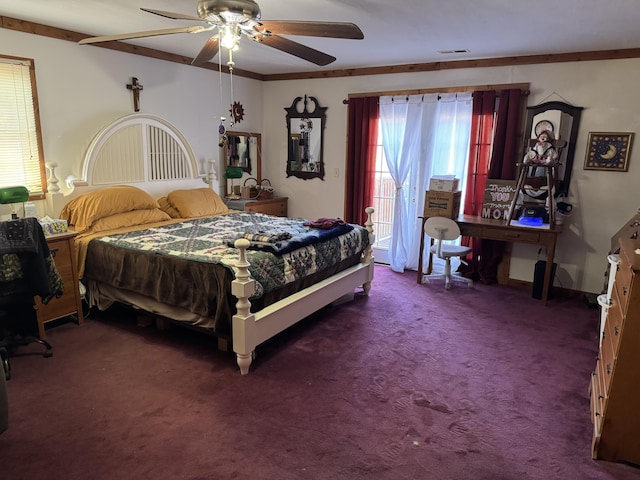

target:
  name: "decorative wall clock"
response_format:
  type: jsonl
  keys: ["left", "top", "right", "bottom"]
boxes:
{"left": 231, "top": 101, "right": 245, "bottom": 124}
{"left": 534, "top": 120, "right": 554, "bottom": 136}
{"left": 584, "top": 132, "right": 634, "bottom": 171}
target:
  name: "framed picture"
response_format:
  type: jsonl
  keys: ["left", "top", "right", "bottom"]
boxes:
{"left": 584, "top": 132, "right": 634, "bottom": 171}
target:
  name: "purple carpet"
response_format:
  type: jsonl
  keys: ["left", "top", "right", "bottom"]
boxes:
{"left": 1, "top": 265, "right": 639, "bottom": 480}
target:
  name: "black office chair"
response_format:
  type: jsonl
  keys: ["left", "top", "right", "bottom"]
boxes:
{"left": 1, "top": 218, "right": 63, "bottom": 379}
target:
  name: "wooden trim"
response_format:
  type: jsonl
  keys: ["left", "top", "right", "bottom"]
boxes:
{"left": 4, "top": 15, "right": 640, "bottom": 81}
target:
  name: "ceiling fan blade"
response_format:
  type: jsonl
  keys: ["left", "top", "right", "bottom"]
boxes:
{"left": 78, "top": 26, "right": 209, "bottom": 44}
{"left": 141, "top": 8, "right": 204, "bottom": 22}
{"left": 191, "top": 36, "right": 220, "bottom": 65}
{"left": 258, "top": 35, "right": 336, "bottom": 66}
{"left": 258, "top": 21, "right": 364, "bottom": 39}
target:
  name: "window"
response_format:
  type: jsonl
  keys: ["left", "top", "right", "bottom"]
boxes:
{"left": 0, "top": 55, "right": 47, "bottom": 198}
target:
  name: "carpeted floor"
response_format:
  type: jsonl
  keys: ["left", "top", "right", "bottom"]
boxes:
{"left": 1, "top": 264, "right": 639, "bottom": 480}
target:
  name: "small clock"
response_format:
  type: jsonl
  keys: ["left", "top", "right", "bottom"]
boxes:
{"left": 534, "top": 120, "right": 554, "bottom": 137}
{"left": 231, "top": 101, "right": 245, "bottom": 124}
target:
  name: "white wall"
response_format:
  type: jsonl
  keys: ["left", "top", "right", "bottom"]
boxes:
{"left": 261, "top": 61, "right": 640, "bottom": 295}
{"left": 0, "top": 27, "right": 263, "bottom": 203}
{"left": 2, "top": 26, "right": 639, "bottom": 295}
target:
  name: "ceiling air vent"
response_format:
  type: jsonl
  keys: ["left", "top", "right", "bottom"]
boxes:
{"left": 437, "top": 49, "right": 470, "bottom": 54}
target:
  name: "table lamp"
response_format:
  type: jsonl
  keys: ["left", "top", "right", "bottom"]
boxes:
{"left": 0, "top": 186, "right": 29, "bottom": 219}
{"left": 225, "top": 167, "right": 243, "bottom": 200}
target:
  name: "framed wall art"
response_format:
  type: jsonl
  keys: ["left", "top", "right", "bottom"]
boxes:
{"left": 584, "top": 132, "right": 634, "bottom": 171}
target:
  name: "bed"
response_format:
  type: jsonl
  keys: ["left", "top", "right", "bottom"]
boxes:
{"left": 51, "top": 114, "right": 374, "bottom": 374}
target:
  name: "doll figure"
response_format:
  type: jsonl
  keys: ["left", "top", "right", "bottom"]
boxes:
{"left": 523, "top": 130, "right": 559, "bottom": 166}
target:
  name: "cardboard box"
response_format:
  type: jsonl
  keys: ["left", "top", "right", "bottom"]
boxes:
{"left": 429, "top": 175, "right": 460, "bottom": 192}
{"left": 423, "top": 190, "right": 461, "bottom": 219}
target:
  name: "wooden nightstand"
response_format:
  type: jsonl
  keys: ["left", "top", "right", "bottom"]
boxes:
{"left": 34, "top": 232, "right": 84, "bottom": 339}
{"left": 226, "top": 197, "right": 288, "bottom": 217}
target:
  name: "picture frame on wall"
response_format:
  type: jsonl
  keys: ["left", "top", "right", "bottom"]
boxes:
{"left": 584, "top": 132, "right": 634, "bottom": 171}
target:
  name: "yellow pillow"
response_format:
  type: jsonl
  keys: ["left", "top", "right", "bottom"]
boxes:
{"left": 60, "top": 186, "right": 159, "bottom": 233}
{"left": 87, "top": 209, "right": 172, "bottom": 234}
{"left": 157, "top": 196, "right": 182, "bottom": 219}
{"left": 166, "top": 188, "right": 229, "bottom": 218}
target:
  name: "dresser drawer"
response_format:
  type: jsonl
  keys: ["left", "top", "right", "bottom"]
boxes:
{"left": 598, "top": 332, "right": 616, "bottom": 395}
{"left": 613, "top": 263, "right": 633, "bottom": 315}
{"left": 245, "top": 198, "right": 288, "bottom": 217}
{"left": 605, "top": 291, "right": 624, "bottom": 354}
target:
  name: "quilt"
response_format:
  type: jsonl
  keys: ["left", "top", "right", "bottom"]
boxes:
{"left": 93, "top": 212, "right": 369, "bottom": 300}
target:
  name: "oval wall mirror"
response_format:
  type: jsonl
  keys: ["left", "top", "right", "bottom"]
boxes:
{"left": 522, "top": 101, "right": 583, "bottom": 197}
{"left": 285, "top": 95, "right": 326, "bottom": 180}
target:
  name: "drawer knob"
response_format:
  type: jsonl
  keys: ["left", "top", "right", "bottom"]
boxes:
{"left": 606, "top": 364, "right": 612, "bottom": 375}
{"left": 614, "top": 325, "right": 619, "bottom": 336}
{"left": 50, "top": 248, "right": 59, "bottom": 258}
{"left": 623, "top": 286, "right": 628, "bottom": 296}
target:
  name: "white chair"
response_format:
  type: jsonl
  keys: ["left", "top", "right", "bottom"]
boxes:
{"left": 423, "top": 217, "right": 473, "bottom": 290}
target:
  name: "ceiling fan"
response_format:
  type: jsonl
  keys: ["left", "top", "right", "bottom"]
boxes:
{"left": 78, "top": 0, "right": 364, "bottom": 66}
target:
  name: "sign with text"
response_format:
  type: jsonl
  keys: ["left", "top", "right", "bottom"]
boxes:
{"left": 482, "top": 180, "right": 517, "bottom": 220}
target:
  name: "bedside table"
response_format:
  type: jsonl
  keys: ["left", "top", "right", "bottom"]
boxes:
{"left": 34, "top": 231, "right": 84, "bottom": 338}
{"left": 226, "top": 197, "right": 288, "bottom": 217}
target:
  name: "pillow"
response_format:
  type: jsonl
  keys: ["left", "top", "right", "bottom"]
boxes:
{"left": 166, "top": 188, "right": 229, "bottom": 218}
{"left": 60, "top": 185, "right": 159, "bottom": 233}
{"left": 157, "top": 196, "right": 182, "bottom": 219}
{"left": 88, "top": 208, "right": 171, "bottom": 234}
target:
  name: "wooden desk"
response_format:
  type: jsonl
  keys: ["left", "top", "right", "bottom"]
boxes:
{"left": 417, "top": 215, "right": 562, "bottom": 305}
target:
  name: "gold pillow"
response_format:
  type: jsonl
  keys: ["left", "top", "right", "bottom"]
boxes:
{"left": 157, "top": 196, "right": 182, "bottom": 219}
{"left": 88, "top": 209, "right": 172, "bottom": 234}
{"left": 166, "top": 188, "right": 228, "bottom": 218}
{"left": 60, "top": 186, "right": 159, "bottom": 233}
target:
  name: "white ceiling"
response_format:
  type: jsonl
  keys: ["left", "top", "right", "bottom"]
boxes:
{"left": 3, "top": 0, "right": 640, "bottom": 75}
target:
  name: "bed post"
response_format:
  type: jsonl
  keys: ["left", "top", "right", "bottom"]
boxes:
{"left": 231, "top": 238, "right": 256, "bottom": 374}
{"left": 362, "top": 206, "right": 375, "bottom": 295}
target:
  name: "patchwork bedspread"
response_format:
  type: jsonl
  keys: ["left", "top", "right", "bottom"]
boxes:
{"left": 93, "top": 212, "right": 369, "bottom": 301}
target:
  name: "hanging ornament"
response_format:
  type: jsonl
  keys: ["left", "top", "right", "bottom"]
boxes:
{"left": 230, "top": 101, "right": 245, "bottom": 124}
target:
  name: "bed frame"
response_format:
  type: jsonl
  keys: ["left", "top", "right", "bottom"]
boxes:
{"left": 48, "top": 113, "right": 375, "bottom": 374}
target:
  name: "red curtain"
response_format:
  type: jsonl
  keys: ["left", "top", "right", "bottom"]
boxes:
{"left": 463, "top": 90, "right": 497, "bottom": 217}
{"left": 345, "top": 96, "right": 379, "bottom": 225}
{"left": 462, "top": 89, "right": 524, "bottom": 283}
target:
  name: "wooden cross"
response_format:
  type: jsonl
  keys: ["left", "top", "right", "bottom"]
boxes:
{"left": 126, "top": 77, "right": 143, "bottom": 112}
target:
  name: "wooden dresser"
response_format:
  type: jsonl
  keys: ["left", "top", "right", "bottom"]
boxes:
{"left": 226, "top": 197, "right": 288, "bottom": 217}
{"left": 590, "top": 236, "right": 640, "bottom": 464}
{"left": 34, "top": 232, "right": 84, "bottom": 339}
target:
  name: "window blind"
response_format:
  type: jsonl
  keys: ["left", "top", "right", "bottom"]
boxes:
{"left": 0, "top": 57, "right": 45, "bottom": 196}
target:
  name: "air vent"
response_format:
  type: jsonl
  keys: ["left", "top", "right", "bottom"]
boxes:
{"left": 437, "top": 49, "right": 470, "bottom": 54}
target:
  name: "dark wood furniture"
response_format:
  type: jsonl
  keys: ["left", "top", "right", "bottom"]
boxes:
{"left": 590, "top": 236, "right": 640, "bottom": 464}
{"left": 417, "top": 214, "right": 562, "bottom": 305}
{"left": 34, "top": 232, "right": 84, "bottom": 339}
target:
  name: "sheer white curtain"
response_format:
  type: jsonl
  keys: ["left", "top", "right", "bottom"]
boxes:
{"left": 380, "top": 92, "right": 473, "bottom": 272}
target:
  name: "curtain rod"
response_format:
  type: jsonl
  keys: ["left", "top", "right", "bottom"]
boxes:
{"left": 343, "top": 83, "right": 530, "bottom": 104}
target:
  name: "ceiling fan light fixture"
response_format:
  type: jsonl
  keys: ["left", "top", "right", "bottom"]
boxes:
{"left": 220, "top": 24, "right": 241, "bottom": 50}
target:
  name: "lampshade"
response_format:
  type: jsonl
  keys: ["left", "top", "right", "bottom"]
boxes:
{"left": 0, "top": 186, "right": 29, "bottom": 204}
{"left": 225, "top": 167, "right": 244, "bottom": 179}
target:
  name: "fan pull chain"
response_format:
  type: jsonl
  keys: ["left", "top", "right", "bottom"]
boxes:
{"left": 228, "top": 49, "right": 235, "bottom": 128}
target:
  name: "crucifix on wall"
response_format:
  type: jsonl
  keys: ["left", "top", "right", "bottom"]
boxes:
{"left": 126, "top": 77, "right": 143, "bottom": 112}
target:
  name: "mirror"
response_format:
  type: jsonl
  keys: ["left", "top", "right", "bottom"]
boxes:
{"left": 522, "top": 101, "right": 583, "bottom": 197}
{"left": 285, "top": 95, "right": 326, "bottom": 180}
{"left": 223, "top": 131, "right": 261, "bottom": 177}
{"left": 220, "top": 131, "right": 261, "bottom": 197}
